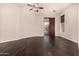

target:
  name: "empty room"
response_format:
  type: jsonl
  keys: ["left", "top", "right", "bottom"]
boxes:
{"left": 0, "top": 3, "right": 79, "bottom": 56}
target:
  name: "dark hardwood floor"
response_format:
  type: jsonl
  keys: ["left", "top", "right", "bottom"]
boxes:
{"left": 0, "top": 35, "right": 78, "bottom": 56}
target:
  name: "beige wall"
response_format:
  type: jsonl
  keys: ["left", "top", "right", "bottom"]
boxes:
{"left": 20, "top": 5, "right": 44, "bottom": 39}
{"left": 0, "top": 4, "right": 21, "bottom": 43}
{"left": 59, "top": 4, "right": 78, "bottom": 43}
{"left": 0, "top": 4, "right": 44, "bottom": 43}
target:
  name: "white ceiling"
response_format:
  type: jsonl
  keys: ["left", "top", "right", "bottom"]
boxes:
{"left": 18, "top": 3, "right": 70, "bottom": 14}
{"left": 39, "top": 3, "right": 70, "bottom": 14}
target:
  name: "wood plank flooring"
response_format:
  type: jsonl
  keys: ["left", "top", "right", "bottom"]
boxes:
{"left": 0, "top": 36, "right": 78, "bottom": 56}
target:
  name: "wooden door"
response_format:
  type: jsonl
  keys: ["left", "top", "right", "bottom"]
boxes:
{"left": 48, "top": 18, "right": 55, "bottom": 38}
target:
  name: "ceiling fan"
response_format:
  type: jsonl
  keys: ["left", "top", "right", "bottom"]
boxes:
{"left": 27, "top": 3, "right": 44, "bottom": 12}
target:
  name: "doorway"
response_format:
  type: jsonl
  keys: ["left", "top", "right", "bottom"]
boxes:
{"left": 44, "top": 17, "right": 55, "bottom": 38}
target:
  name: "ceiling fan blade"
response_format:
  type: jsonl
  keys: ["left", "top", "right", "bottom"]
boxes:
{"left": 27, "top": 4, "right": 33, "bottom": 7}
{"left": 38, "top": 7, "right": 44, "bottom": 9}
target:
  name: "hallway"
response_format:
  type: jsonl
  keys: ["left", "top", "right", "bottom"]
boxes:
{"left": 0, "top": 35, "right": 78, "bottom": 56}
